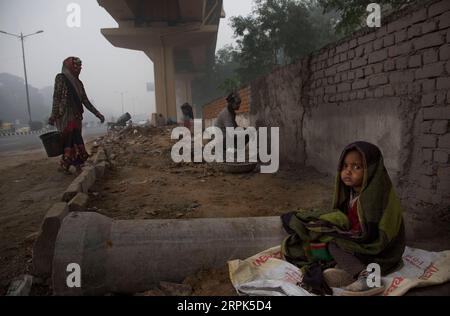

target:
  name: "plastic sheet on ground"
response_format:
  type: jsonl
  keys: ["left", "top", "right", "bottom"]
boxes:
{"left": 228, "top": 246, "right": 450, "bottom": 296}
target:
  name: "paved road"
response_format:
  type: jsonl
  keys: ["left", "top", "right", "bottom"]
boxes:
{"left": 0, "top": 126, "right": 108, "bottom": 153}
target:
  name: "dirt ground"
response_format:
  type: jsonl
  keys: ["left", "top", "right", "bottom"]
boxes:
{"left": 0, "top": 126, "right": 334, "bottom": 296}
{"left": 0, "top": 137, "right": 100, "bottom": 296}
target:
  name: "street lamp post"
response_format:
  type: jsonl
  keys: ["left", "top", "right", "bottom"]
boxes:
{"left": 115, "top": 91, "right": 128, "bottom": 115}
{"left": 0, "top": 29, "right": 43, "bottom": 125}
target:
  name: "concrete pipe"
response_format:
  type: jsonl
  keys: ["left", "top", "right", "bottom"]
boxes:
{"left": 52, "top": 212, "right": 286, "bottom": 296}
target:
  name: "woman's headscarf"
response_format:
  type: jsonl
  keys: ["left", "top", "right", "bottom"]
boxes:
{"left": 62, "top": 57, "right": 83, "bottom": 102}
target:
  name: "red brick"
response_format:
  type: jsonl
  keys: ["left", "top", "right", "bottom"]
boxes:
{"left": 348, "top": 71, "right": 355, "bottom": 80}
{"left": 335, "top": 73, "right": 342, "bottom": 84}
{"left": 414, "top": 32, "right": 445, "bottom": 50}
{"left": 396, "top": 57, "right": 408, "bottom": 70}
{"left": 439, "top": 134, "right": 450, "bottom": 148}
{"left": 369, "top": 49, "right": 387, "bottom": 64}
{"left": 421, "top": 20, "right": 438, "bottom": 34}
{"left": 423, "top": 148, "right": 434, "bottom": 162}
{"left": 415, "top": 62, "right": 445, "bottom": 79}
{"left": 325, "top": 66, "right": 337, "bottom": 77}
{"left": 437, "top": 90, "right": 447, "bottom": 104}
{"left": 365, "top": 66, "right": 374, "bottom": 77}
{"left": 340, "top": 53, "right": 348, "bottom": 63}
{"left": 440, "top": 44, "right": 450, "bottom": 60}
{"left": 422, "top": 120, "right": 433, "bottom": 133}
{"left": 437, "top": 77, "right": 450, "bottom": 90}
{"left": 374, "top": 87, "right": 384, "bottom": 98}
{"left": 409, "top": 54, "right": 422, "bottom": 68}
{"left": 357, "top": 91, "right": 365, "bottom": 99}
{"left": 387, "top": 17, "right": 410, "bottom": 33}
{"left": 383, "top": 34, "right": 395, "bottom": 47}
{"left": 422, "top": 79, "right": 436, "bottom": 93}
{"left": 334, "top": 55, "right": 340, "bottom": 64}
{"left": 424, "top": 107, "right": 450, "bottom": 120}
{"left": 351, "top": 57, "right": 367, "bottom": 69}
{"left": 358, "top": 32, "right": 376, "bottom": 45}
{"left": 341, "top": 72, "right": 348, "bottom": 81}
{"left": 384, "top": 85, "right": 395, "bottom": 96}
{"left": 384, "top": 59, "right": 395, "bottom": 71}
{"left": 420, "top": 134, "right": 438, "bottom": 147}
{"left": 390, "top": 71, "right": 414, "bottom": 83}
{"left": 395, "top": 29, "right": 408, "bottom": 43}
{"left": 431, "top": 120, "right": 449, "bottom": 134}
{"left": 388, "top": 42, "right": 412, "bottom": 57}
{"left": 429, "top": 1, "right": 450, "bottom": 18}
{"left": 336, "top": 43, "right": 349, "bottom": 54}
{"left": 337, "top": 62, "right": 350, "bottom": 72}
{"left": 355, "top": 46, "right": 364, "bottom": 57}
{"left": 376, "top": 25, "right": 387, "bottom": 38}
{"left": 348, "top": 50, "right": 355, "bottom": 59}
{"left": 374, "top": 38, "right": 384, "bottom": 50}
{"left": 325, "top": 85, "right": 336, "bottom": 94}
{"left": 408, "top": 25, "right": 422, "bottom": 39}
{"left": 411, "top": 8, "right": 427, "bottom": 24}
{"left": 423, "top": 49, "right": 439, "bottom": 64}
{"left": 373, "top": 62, "right": 383, "bottom": 73}
{"left": 422, "top": 93, "right": 436, "bottom": 107}
{"left": 434, "top": 150, "right": 449, "bottom": 163}
{"left": 352, "top": 79, "right": 368, "bottom": 90}
{"left": 349, "top": 39, "right": 357, "bottom": 48}
{"left": 369, "top": 74, "right": 389, "bottom": 86}
{"left": 364, "top": 43, "right": 374, "bottom": 54}
{"left": 355, "top": 68, "right": 364, "bottom": 78}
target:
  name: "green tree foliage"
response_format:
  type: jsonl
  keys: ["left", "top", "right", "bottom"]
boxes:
{"left": 231, "top": 0, "right": 340, "bottom": 83}
{"left": 191, "top": 45, "right": 240, "bottom": 115}
{"left": 319, "top": 0, "right": 415, "bottom": 35}
{"left": 193, "top": 0, "right": 340, "bottom": 109}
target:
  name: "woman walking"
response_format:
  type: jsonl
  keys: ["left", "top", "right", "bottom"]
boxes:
{"left": 48, "top": 57, "right": 105, "bottom": 174}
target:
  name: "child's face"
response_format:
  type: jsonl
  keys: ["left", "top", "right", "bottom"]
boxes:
{"left": 340, "top": 150, "right": 364, "bottom": 192}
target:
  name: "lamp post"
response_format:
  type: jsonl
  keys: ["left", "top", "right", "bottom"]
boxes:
{"left": 115, "top": 91, "right": 127, "bottom": 115}
{"left": 0, "top": 30, "right": 44, "bottom": 125}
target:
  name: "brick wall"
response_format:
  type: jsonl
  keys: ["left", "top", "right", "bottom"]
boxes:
{"left": 250, "top": 0, "right": 450, "bottom": 238}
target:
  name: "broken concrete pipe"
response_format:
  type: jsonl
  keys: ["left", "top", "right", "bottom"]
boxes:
{"left": 52, "top": 212, "right": 286, "bottom": 295}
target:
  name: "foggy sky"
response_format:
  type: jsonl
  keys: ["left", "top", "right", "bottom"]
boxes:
{"left": 0, "top": 0, "right": 253, "bottom": 120}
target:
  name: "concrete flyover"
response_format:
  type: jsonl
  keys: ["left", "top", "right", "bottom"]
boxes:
{"left": 98, "top": 0, "right": 225, "bottom": 122}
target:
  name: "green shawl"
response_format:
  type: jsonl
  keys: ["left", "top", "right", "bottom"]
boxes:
{"left": 282, "top": 141, "right": 405, "bottom": 274}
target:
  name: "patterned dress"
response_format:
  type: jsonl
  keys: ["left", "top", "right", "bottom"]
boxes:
{"left": 51, "top": 73, "right": 101, "bottom": 170}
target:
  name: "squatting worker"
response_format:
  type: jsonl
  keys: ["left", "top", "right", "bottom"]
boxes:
{"left": 48, "top": 57, "right": 105, "bottom": 174}
{"left": 214, "top": 91, "right": 249, "bottom": 157}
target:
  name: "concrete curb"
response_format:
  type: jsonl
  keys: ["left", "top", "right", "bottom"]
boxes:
{"left": 33, "top": 145, "right": 109, "bottom": 279}
{"left": 32, "top": 203, "right": 69, "bottom": 278}
{"left": 68, "top": 193, "right": 89, "bottom": 212}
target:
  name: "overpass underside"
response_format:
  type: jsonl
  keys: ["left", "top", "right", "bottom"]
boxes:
{"left": 98, "top": 0, "right": 224, "bottom": 122}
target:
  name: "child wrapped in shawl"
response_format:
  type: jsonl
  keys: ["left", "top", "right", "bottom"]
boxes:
{"left": 281, "top": 141, "right": 405, "bottom": 295}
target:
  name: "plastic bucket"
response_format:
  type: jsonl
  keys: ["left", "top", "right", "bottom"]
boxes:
{"left": 40, "top": 131, "right": 63, "bottom": 157}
